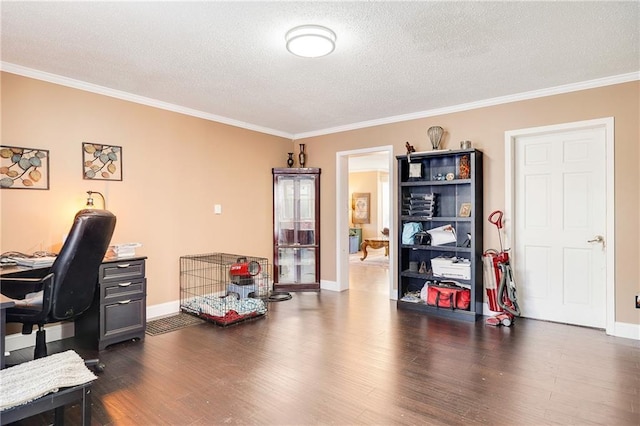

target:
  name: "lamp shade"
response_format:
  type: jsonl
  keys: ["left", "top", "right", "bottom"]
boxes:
{"left": 286, "top": 25, "right": 336, "bottom": 58}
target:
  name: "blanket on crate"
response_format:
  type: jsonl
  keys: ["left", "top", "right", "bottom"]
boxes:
{"left": 0, "top": 350, "right": 97, "bottom": 411}
{"left": 181, "top": 293, "right": 267, "bottom": 324}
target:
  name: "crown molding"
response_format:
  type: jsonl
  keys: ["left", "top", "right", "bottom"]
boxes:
{"left": 2, "top": 62, "right": 637, "bottom": 141}
{"left": 293, "top": 71, "right": 640, "bottom": 139}
{"left": 0, "top": 62, "right": 294, "bottom": 140}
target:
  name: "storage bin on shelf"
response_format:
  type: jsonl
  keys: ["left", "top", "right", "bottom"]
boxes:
{"left": 431, "top": 256, "right": 471, "bottom": 280}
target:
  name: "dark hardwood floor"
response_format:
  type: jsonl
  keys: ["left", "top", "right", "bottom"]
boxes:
{"left": 6, "top": 261, "right": 640, "bottom": 425}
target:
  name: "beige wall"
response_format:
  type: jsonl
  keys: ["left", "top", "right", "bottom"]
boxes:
{"left": 299, "top": 81, "right": 640, "bottom": 325}
{"left": 2, "top": 73, "right": 638, "bottom": 326}
{"left": 0, "top": 72, "right": 291, "bottom": 307}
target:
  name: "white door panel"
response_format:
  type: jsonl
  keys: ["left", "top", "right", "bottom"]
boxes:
{"left": 514, "top": 127, "right": 606, "bottom": 328}
{"left": 522, "top": 245, "right": 551, "bottom": 300}
{"left": 523, "top": 174, "right": 550, "bottom": 228}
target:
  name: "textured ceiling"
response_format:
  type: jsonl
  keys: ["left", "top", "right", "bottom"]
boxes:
{"left": 1, "top": 1, "right": 639, "bottom": 139}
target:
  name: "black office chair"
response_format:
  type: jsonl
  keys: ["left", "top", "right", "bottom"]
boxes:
{"left": 0, "top": 209, "right": 116, "bottom": 362}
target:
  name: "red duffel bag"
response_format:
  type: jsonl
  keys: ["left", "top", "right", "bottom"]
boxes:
{"left": 426, "top": 283, "right": 470, "bottom": 310}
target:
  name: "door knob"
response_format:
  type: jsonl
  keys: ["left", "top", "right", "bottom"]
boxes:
{"left": 587, "top": 235, "right": 605, "bottom": 248}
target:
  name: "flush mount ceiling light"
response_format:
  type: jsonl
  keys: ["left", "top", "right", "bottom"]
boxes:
{"left": 285, "top": 25, "right": 336, "bottom": 58}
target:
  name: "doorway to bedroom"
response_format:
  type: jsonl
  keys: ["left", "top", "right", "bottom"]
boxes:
{"left": 336, "top": 146, "right": 394, "bottom": 298}
{"left": 348, "top": 154, "right": 390, "bottom": 266}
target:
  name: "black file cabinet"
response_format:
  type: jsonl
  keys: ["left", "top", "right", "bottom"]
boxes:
{"left": 76, "top": 257, "right": 147, "bottom": 350}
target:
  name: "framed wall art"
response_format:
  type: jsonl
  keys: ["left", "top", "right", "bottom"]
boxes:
{"left": 0, "top": 145, "right": 50, "bottom": 190}
{"left": 82, "top": 142, "right": 122, "bottom": 181}
{"left": 352, "top": 192, "right": 370, "bottom": 224}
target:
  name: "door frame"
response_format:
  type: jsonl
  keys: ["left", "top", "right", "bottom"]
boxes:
{"left": 336, "top": 145, "right": 395, "bottom": 298}
{"left": 504, "top": 117, "right": 615, "bottom": 334}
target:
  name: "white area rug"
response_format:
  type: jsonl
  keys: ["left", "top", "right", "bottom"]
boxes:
{"left": 0, "top": 350, "right": 97, "bottom": 411}
{"left": 349, "top": 251, "right": 390, "bottom": 268}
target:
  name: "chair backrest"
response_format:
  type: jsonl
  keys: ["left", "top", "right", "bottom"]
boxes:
{"left": 49, "top": 209, "right": 116, "bottom": 321}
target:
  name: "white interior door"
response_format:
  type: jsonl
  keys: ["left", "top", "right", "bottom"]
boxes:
{"left": 512, "top": 125, "right": 608, "bottom": 328}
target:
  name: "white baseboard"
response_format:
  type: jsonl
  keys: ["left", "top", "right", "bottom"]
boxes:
{"left": 146, "top": 300, "right": 180, "bottom": 320}
{"left": 5, "top": 322, "right": 75, "bottom": 352}
{"left": 481, "top": 303, "right": 639, "bottom": 340}
{"left": 320, "top": 279, "right": 341, "bottom": 292}
{"left": 143, "top": 301, "right": 640, "bottom": 340}
{"left": 612, "top": 321, "right": 640, "bottom": 340}
{"left": 6, "top": 300, "right": 637, "bottom": 353}
{"left": 5, "top": 302, "right": 182, "bottom": 353}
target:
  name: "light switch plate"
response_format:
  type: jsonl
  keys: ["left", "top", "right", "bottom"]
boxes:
{"left": 214, "top": 204, "right": 222, "bottom": 214}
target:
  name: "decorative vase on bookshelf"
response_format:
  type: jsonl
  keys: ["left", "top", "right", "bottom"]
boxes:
{"left": 298, "top": 144, "right": 306, "bottom": 167}
{"left": 287, "top": 152, "right": 295, "bottom": 168}
{"left": 459, "top": 154, "right": 470, "bottom": 179}
{"left": 428, "top": 126, "right": 444, "bottom": 150}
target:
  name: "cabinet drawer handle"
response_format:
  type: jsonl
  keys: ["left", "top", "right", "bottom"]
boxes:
{"left": 117, "top": 263, "right": 131, "bottom": 268}
{"left": 118, "top": 299, "right": 131, "bottom": 304}
{"left": 118, "top": 282, "right": 132, "bottom": 287}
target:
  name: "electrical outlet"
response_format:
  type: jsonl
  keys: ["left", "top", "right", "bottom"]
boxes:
{"left": 214, "top": 204, "right": 222, "bottom": 215}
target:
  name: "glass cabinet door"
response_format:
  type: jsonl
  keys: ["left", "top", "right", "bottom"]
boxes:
{"left": 276, "top": 247, "right": 318, "bottom": 284}
{"left": 273, "top": 168, "right": 321, "bottom": 291}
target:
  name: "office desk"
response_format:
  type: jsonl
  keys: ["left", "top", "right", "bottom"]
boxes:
{"left": 0, "top": 256, "right": 147, "bottom": 366}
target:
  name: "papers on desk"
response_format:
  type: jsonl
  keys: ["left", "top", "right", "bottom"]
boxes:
{"left": 0, "top": 259, "right": 17, "bottom": 267}
{"left": 108, "top": 243, "right": 142, "bottom": 258}
{"left": 10, "top": 256, "right": 56, "bottom": 268}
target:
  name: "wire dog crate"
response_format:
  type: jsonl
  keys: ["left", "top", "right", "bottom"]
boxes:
{"left": 180, "top": 253, "right": 270, "bottom": 326}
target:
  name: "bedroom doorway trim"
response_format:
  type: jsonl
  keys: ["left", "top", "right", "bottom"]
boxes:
{"left": 335, "top": 145, "right": 395, "bottom": 299}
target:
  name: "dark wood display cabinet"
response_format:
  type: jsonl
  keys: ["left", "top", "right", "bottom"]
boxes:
{"left": 272, "top": 168, "right": 321, "bottom": 291}
{"left": 396, "top": 150, "right": 483, "bottom": 321}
